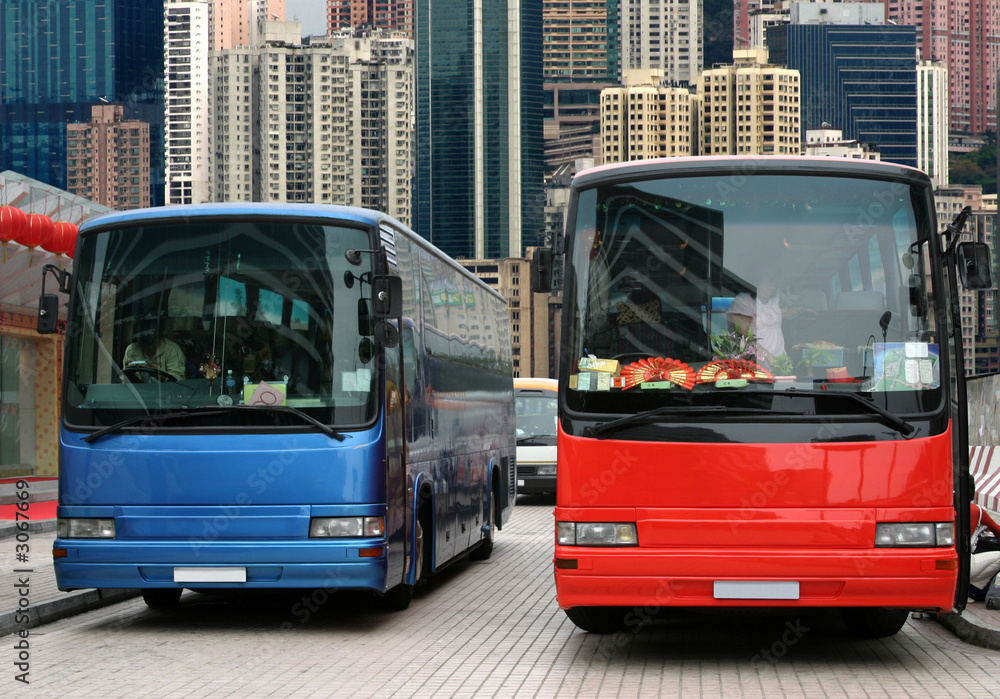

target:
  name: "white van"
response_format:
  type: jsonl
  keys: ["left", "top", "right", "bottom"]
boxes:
{"left": 514, "top": 378, "right": 558, "bottom": 495}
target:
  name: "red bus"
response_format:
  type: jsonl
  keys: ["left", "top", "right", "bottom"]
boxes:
{"left": 534, "top": 157, "right": 992, "bottom": 637}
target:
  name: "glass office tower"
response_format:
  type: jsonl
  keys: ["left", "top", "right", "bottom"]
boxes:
{"left": 0, "top": 1, "right": 165, "bottom": 204}
{"left": 414, "top": 0, "right": 543, "bottom": 259}
{"left": 771, "top": 23, "right": 918, "bottom": 169}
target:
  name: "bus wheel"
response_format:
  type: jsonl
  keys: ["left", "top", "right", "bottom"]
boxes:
{"left": 380, "top": 521, "right": 424, "bottom": 611}
{"left": 141, "top": 588, "right": 182, "bottom": 609}
{"left": 840, "top": 607, "right": 909, "bottom": 638}
{"left": 564, "top": 606, "right": 629, "bottom": 634}
{"left": 469, "top": 494, "right": 495, "bottom": 561}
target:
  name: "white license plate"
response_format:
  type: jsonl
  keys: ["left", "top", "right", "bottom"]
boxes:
{"left": 173, "top": 567, "right": 247, "bottom": 583}
{"left": 713, "top": 581, "right": 799, "bottom": 600}
{"left": 517, "top": 479, "right": 525, "bottom": 487}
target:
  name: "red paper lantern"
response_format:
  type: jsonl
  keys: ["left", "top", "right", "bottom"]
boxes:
{"left": 18, "top": 213, "right": 54, "bottom": 250}
{"left": 0, "top": 205, "right": 28, "bottom": 244}
{"left": 45, "top": 221, "right": 79, "bottom": 257}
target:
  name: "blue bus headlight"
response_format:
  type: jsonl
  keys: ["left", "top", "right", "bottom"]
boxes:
{"left": 309, "top": 516, "right": 385, "bottom": 538}
{"left": 557, "top": 522, "right": 637, "bottom": 546}
{"left": 875, "top": 522, "right": 953, "bottom": 547}
{"left": 57, "top": 518, "right": 116, "bottom": 539}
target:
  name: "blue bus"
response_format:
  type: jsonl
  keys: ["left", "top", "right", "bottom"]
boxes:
{"left": 37, "top": 203, "right": 516, "bottom": 610}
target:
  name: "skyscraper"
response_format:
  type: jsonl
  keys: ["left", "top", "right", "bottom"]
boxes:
{"left": 0, "top": 1, "right": 165, "bottom": 204}
{"left": 769, "top": 6, "right": 918, "bottom": 169}
{"left": 66, "top": 105, "right": 152, "bottom": 210}
{"left": 414, "top": 0, "right": 543, "bottom": 259}
{"left": 699, "top": 49, "right": 801, "bottom": 156}
{"left": 843, "top": 0, "right": 999, "bottom": 135}
{"left": 327, "top": 0, "right": 413, "bottom": 35}
{"left": 621, "top": 0, "right": 703, "bottom": 86}
{"left": 214, "top": 25, "right": 414, "bottom": 224}
{"left": 600, "top": 70, "right": 695, "bottom": 162}
{"left": 165, "top": 0, "right": 214, "bottom": 205}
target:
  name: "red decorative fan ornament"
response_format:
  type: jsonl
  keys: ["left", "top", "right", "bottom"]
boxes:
{"left": 620, "top": 357, "right": 696, "bottom": 390}
{"left": 696, "top": 359, "right": 774, "bottom": 385}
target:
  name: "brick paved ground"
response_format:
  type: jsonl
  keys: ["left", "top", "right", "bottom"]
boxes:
{"left": 3, "top": 499, "right": 1000, "bottom": 698}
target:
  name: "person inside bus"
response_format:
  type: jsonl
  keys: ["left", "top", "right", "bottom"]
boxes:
{"left": 970, "top": 481, "right": 1000, "bottom": 600}
{"left": 123, "top": 318, "right": 186, "bottom": 381}
{"left": 727, "top": 275, "right": 785, "bottom": 369}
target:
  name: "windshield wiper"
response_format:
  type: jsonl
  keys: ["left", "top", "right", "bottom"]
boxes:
{"left": 222, "top": 404, "right": 347, "bottom": 441}
{"left": 517, "top": 436, "right": 557, "bottom": 445}
{"left": 82, "top": 405, "right": 347, "bottom": 443}
{"left": 83, "top": 409, "right": 230, "bottom": 443}
{"left": 770, "top": 388, "right": 915, "bottom": 437}
{"left": 586, "top": 405, "right": 789, "bottom": 439}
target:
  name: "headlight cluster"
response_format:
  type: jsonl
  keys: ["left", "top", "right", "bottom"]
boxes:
{"left": 57, "top": 518, "right": 116, "bottom": 539}
{"left": 309, "top": 516, "right": 385, "bottom": 538}
{"left": 875, "top": 522, "right": 954, "bottom": 547}
{"left": 536, "top": 464, "right": 557, "bottom": 476}
{"left": 557, "top": 522, "right": 637, "bottom": 546}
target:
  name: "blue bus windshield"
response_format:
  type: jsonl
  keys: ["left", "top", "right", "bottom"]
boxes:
{"left": 64, "top": 217, "right": 379, "bottom": 430}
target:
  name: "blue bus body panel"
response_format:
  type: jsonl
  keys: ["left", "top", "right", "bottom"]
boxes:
{"left": 59, "top": 426, "right": 385, "bottom": 506}
{"left": 55, "top": 424, "right": 394, "bottom": 592}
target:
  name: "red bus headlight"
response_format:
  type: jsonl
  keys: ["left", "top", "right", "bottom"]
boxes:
{"left": 875, "top": 522, "right": 953, "bottom": 547}
{"left": 557, "top": 522, "right": 637, "bottom": 546}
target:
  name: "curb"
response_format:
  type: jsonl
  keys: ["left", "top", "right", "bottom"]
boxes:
{"left": 1, "top": 588, "right": 142, "bottom": 638}
{"left": 935, "top": 611, "right": 1000, "bottom": 651}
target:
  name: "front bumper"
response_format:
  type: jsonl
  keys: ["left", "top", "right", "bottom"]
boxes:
{"left": 54, "top": 538, "right": 389, "bottom": 592}
{"left": 554, "top": 547, "right": 957, "bottom": 610}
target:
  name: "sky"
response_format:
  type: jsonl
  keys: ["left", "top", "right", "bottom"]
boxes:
{"left": 284, "top": 0, "right": 327, "bottom": 36}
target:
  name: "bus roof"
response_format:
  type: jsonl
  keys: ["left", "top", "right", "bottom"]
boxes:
{"left": 78, "top": 202, "right": 407, "bottom": 236}
{"left": 572, "top": 156, "right": 931, "bottom": 190}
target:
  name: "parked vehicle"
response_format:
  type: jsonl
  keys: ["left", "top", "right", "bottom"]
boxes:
{"left": 514, "top": 378, "right": 558, "bottom": 495}
{"left": 532, "top": 156, "right": 991, "bottom": 637}
{"left": 39, "top": 203, "right": 516, "bottom": 610}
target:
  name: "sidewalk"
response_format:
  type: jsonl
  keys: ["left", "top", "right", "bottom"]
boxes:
{"left": 0, "top": 481, "right": 138, "bottom": 637}
{"left": 1, "top": 492, "right": 999, "bottom": 647}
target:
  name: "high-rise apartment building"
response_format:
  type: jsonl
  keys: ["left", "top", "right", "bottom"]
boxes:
{"left": 414, "top": 0, "right": 544, "bottom": 259}
{"left": 935, "top": 185, "right": 998, "bottom": 375}
{"left": 0, "top": 1, "right": 165, "bottom": 204}
{"left": 542, "top": 0, "right": 618, "bottom": 173}
{"left": 214, "top": 24, "right": 414, "bottom": 223}
{"left": 916, "top": 59, "right": 949, "bottom": 189}
{"left": 66, "top": 105, "right": 152, "bottom": 210}
{"left": 769, "top": 6, "right": 918, "bottom": 168}
{"left": 165, "top": 0, "right": 214, "bottom": 205}
{"left": 699, "top": 49, "right": 800, "bottom": 156}
{"left": 215, "top": 0, "right": 285, "bottom": 48}
{"left": 621, "top": 0, "right": 703, "bottom": 86}
{"left": 327, "top": 0, "right": 413, "bottom": 35}
{"left": 600, "top": 70, "right": 695, "bottom": 163}
{"left": 843, "top": 0, "right": 999, "bottom": 135}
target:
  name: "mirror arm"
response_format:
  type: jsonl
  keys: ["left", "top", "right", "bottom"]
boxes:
{"left": 42, "top": 263, "right": 71, "bottom": 295}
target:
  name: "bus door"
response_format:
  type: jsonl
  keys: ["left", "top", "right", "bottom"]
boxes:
{"left": 383, "top": 327, "right": 407, "bottom": 587}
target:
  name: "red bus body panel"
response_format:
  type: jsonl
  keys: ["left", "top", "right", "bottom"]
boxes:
{"left": 554, "top": 424, "right": 957, "bottom": 610}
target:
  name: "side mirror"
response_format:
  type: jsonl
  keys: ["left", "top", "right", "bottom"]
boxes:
{"left": 374, "top": 320, "right": 399, "bottom": 348}
{"left": 956, "top": 242, "right": 993, "bottom": 290}
{"left": 531, "top": 248, "right": 553, "bottom": 294}
{"left": 371, "top": 275, "right": 402, "bottom": 318}
{"left": 37, "top": 293, "right": 61, "bottom": 334}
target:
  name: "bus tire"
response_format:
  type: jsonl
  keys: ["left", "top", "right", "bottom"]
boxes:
{"left": 141, "top": 588, "right": 182, "bottom": 608}
{"left": 469, "top": 493, "right": 496, "bottom": 561}
{"left": 380, "top": 520, "right": 425, "bottom": 611}
{"left": 840, "top": 607, "right": 909, "bottom": 638}
{"left": 564, "top": 606, "right": 629, "bottom": 634}
{"left": 380, "top": 582, "right": 413, "bottom": 611}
